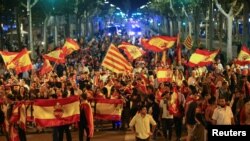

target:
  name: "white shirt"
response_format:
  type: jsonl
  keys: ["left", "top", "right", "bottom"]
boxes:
{"left": 129, "top": 113, "right": 157, "bottom": 139}
{"left": 212, "top": 106, "right": 233, "bottom": 125}
{"left": 159, "top": 99, "right": 173, "bottom": 119}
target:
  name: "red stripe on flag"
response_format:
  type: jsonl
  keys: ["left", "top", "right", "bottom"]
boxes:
{"left": 34, "top": 115, "right": 80, "bottom": 127}
{"left": 94, "top": 114, "right": 121, "bottom": 121}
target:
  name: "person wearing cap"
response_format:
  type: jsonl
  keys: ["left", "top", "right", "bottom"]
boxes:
{"left": 212, "top": 96, "right": 235, "bottom": 125}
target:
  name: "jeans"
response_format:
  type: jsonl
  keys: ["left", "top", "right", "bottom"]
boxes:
{"left": 58, "top": 125, "right": 72, "bottom": 141}
{"left": 79, "top": 122, "right": 90, "bottom": 141}
{"left": 161, "top": 118, "right": 174, "bottom": 140}
{"left": 174, "top": 116, "right": 183, "bottom": 139}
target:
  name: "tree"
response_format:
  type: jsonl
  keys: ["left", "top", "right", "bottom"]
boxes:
{"left": 215, "top": 0, "right": 244, "bottom": 61}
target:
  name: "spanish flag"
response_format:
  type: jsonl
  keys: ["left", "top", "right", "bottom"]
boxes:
{"left": 40, "top": 59, "right": 53, "bottom": 75}
{"left": 94, "top": 99, "right": 123, "bottom": 121}
{"left": 7, "top": 48, "right": 33, "bottom": 74}
{"left": 33, "top": 96, "right": 80, "bottom": 127}
{"left": 188, "top": 49, "right": 219, "bottom": 67}
{"left": 183, "top": 34, "right": 193, "bottom": 50}
{"left": 43, "top": 48, "right": 65, "bottom": 64}
{"left": 62, "top": 38, "right": 80, "bottom": 56}
{"left": 101, "top": 44, "right": 133, "bottom": 73}
{"left": 0, "top": 50, "right": 18, "bottom": 69}
{"left": 118, "top": 42, "right": 145, "bottom": 61}
{"left": 236, "top": 45, "right": 250, "bottom": 65}
{"left": 156, "top": 68, "right": 173, "bottom": 83}
{"left": 141, "top": 36, "right": 177, "bottom": 52}
{"left": 169, "top": 87, "right": 181, "bottom": 117}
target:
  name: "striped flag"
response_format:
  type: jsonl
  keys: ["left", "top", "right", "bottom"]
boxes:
{"left": 156, "top": 68, "right": 173, "bottom": 83}
{"left": 43, "top": 48, "right": 65, "bottom": 64}
{"left": 141, "top": 36, "right": 177, "bottom": 52}
{"left": 118, "top": 42, "right": 145, "bottom": 61}
{"left": 101, "top": 44, "right": 132, "bottom": 73}
{"left": 183, "top": 34, "right": 193, "bottom": 50}
{"left": 0, "top": 50, "right": 18, "bottom": 69}
{"left": 33, "top": 96, "right": 80, "bottom": 127}
{"left": 7, "top": 48, "right": 33, "bottom": 74}
{"left": 62, "top": 38, "right": 80, "bottom": 56}
{"left": 40, "top": 59, "right": 53, "bottom": 75}
{"left": 236, "top": 45, "right": 250, "bottom": 65}
{"left": 94, "top": 99, "right": 123, "bottom": 121}
{"left": 188, "top": 49, "right": 219, "bottom": 67}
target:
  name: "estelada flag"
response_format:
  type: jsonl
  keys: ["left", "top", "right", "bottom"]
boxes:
{"left": 94, "top": 99, "right": 123, "bottom": 121}
{"left": 43, "top": 48, "right": 65, "bottom": 64}
{"left": 156, "top": 68, "right": 173, "bottom": 83}
{"left": 101, "top": 44, "right": 133, "bottom": 73}
{"left": 7, "top": 48, "right": 33, "bottom": 74}
{"left": 33, "top": 96, "right": 80, "bottom": 127}
{"left": 141, "top": 36, "right": 177, "bottom": 52}
{"left": 118, "top": 42, "right": 145, "bottom": 61}
{"left": 62, "top": 38, "right": 80, "bottom": 56}
{"left": 236, "top": 45, "right": 250, "bottom": 65}
{"left": 0, "top": 50, "right": 18, "bottom": 69}
{"left": 40, "top": 59, "right": 53, "bottom": 75}
{"left": 188, "top": 49, "right": 219, "bottom": 67}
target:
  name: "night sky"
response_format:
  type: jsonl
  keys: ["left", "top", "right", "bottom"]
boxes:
{"left": 109, "top": 0, "right": 149, "bottom": 14}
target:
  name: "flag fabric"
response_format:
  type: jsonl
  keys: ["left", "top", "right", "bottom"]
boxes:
{"left": 40, "top": 59, "right": 53, "bottom": 75}
{"left": 168, "top": 87, "right": 181, "bottom": 117}
{"left": 156, "top": 68, "right": 173, "bottom": 83}
{"left": 62, "top": 38, "right": 80, "bottom": 56}
{"left": 236, "top": 45, "right": 250, "bottom": 65}
{"left": 94, "top": 99, "right": 123, "bottom": 121}
{"left": 118, "top": 42, "right": 145, "bottom": 61}
{"left": 33, "top": 96, "right": 80, "bottom": 127}
{"left": 80, "top": 102, "right": 94, "bottom": 137}
{"left": 10, "top": 125, "right": 19, "bottom": 141}
{"left": 161, "top": 51, "right": 167, "bottom": 65}
{"left": 7, "top": 48, "right": 33, "bottom": 74}
{"left": 183, "top": 34, "right": 193, "bottom": 50}
{"left": 141, "top": 36, "right": 177, "bottom": 52}
{"left": 43, "top": 48, "right": 65, "bottom": 64}
{"left": 0, "top": 51, "right": 18, "bottom": 69}
{"left": 101, "top": 44, "right": 133, "bottom": 73}
{"left": 176, "top": 33, "right": 182, "bottom": 65}
{"left": 188, "top": 49, "right": 219, "bottom": 67}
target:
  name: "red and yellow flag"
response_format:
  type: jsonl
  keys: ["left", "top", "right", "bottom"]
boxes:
{"left": 101, "top": 44, "right": 133, "bottom": 73}
{"left": 183, "top": 34, "right": 193, "bottom": 50}
{"left": 118, "top": 42, "right": 145, "bottom": 61}
{"left": 156, "top": 68, "right": 173, "bottom": 83}
{"left": 141, "top": 36, "right": 177, "bottom": 52}
{"left": 7, "top": 48, "right": 33, "bottom": 74}
{"left": 62, "top": 38, "right": 80, "bottom": 56}
{"left": 93, "top": 99, "right": 123, "bottom": 121}
{"left": 33, "top": 96, "right": 80, "bottom": 127}
{"left": 236, "top": 45, "right": 250, "bottom": 65}
{"left": 43, "top": 48, "right": 65, "bottom": 64}
{"left": 0, "top": 50, "right": 18, "bottom": 69}
{"left": 188, "top": 49, "right": 219, "bottom": 67}
{"left": 40, "top": 59, "right": 53, "bottom": 75}
{"left": 176, "top": 33, "right": 182, "bottom": 65}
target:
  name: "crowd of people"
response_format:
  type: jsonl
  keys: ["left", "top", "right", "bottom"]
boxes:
{"left": 0, "top": 34, "right": 250, "bottom": 141}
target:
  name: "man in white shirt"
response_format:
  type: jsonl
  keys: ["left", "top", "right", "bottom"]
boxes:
{"left": 129, "top": 106, "right": 157, "bottom": 141}
{"left": 212, "top": 97, "right": 235, "bottom": 125}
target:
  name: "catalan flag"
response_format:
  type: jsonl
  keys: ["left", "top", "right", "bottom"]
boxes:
{"left": 188, "top": 49, "right": 219, "bottom": 67}
{"left": 236, "top": 45, "right": 250, "bottom": 65}
{"left": 43, "top": 48, "right": 65, "bottom": 64}
{"left": 0, "top": 50, "right": 18, "bottom": 69}
{"left": 156, "top": 68, "right": 173, "bottom": 83}
{"left": 101, "top": 44, "right": 132, "bottom": 73}
{"left": 7, "top": 48, "right": 33, "bottom": 74}
{"left": 33, "top": 96, "right": 80, "bottom": 127}
{"left": 62, "top": 38, "right": 80, "bottom": 56}
{"left": 183, "top": 34, "right": 193, "bottom": 50}
{"left": 141, "top": 36, "right": 177, "bottom": 52}
{"left": 40, "top": 59, "right": 53, "bottom": 75}
{"left": 118, "top": 42, "right": 145, "bottom": 61}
